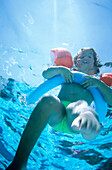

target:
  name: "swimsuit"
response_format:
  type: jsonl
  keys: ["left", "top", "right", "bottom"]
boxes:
{"left": 54, "top": 101, "right": 74, "bottom": 134}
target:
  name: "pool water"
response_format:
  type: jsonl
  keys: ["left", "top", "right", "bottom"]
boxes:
{"left": 0, "top": 49, "right": 112, "bottom": 170}
{"left": 0, "top": 0, "right": 112, "bottom": 169}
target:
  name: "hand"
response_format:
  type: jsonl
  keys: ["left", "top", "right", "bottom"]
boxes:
{"left": 60, "top": 68, "right": 74, "bottom": 83}
{"left": 42, "top": 66, "right": 74, "bottom": 82}
{"left": 104, "top": 62, "right": 112, "bottom": 67}
{"left": 71, "top": 111, "right": 101, "bottom": 140}
{"left": 81, "top": 75, "right": 100, "bottom": 89}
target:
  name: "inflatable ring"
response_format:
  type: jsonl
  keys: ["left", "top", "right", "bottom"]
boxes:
{"left": 27, "top": 71, "right": 107, "bottom": 123}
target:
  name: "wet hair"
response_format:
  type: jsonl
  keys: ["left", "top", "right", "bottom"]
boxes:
{"left": 74, "top": 47, "right": 102, "bottom": 73}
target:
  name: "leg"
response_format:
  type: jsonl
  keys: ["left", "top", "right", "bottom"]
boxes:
{"left": 66, "top": 100, "right": 100, "bottom": 140}
{"left": 66, "top": 100, "right": 86, "bottom": 133}
{"left": 6, "top": 95, "right": 65, "bottom": 170}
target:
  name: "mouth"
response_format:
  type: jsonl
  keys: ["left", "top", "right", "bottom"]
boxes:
{"left": 83, "top": 61, "right": 88, "bottom": 64}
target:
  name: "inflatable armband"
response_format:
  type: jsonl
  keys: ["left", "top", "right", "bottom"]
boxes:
{"left": 50, "top": 47, "right": 73, "bottom": 68}
{"left": 100, "top": 73, "right": 112, "bottom": 86}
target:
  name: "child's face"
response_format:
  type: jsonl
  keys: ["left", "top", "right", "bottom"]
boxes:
{"left": 76, "top": 49, "right": 95, "bottom": 74}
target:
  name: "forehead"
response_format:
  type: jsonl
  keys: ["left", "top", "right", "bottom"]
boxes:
{"left": 80, "top": 49, "right": 93, "bottom": 56}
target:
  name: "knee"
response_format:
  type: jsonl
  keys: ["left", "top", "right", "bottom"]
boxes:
{"left": 36, "top": 95, "right": 59, "bottom": 110}
{"left": 40, "top": 95, "right": 58, "bottom": 105}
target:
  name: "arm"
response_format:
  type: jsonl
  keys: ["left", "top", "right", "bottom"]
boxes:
{"left": 42, "top": 66, "right": 74, "bottom": 83}
{"left": 104, "top": 62, "right": 112, "bottom": 67}
{"left": 96, "top": 80, "right": 112, "bottom": 106}
{"left": 81, "top": 76, "right": 112, "bottom": 106}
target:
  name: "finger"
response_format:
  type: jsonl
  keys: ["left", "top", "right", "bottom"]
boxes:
{"left": 67, "top": 76, "right": 72, "bottom": 83}
{"left": 65, "top": 75, "right": 71, "bottom": 83}
{"left": 68, "top": 74, "right": 74, "bottom": 83}
{"left": 81, "top": 80, "right": 90, "bottom": 89}
{"left": 67, "top": 78, "right": 71, "bottom": 83}
{"left": 81, "top": 79, "right": 89, "bottom": 85}
{"left": 71, "top": 117, "right": 81, "bottom": 129}
{"left": 88, "top": 120, "right": 100, "bottom": 133}
{"left": 68, "top": 78, "right": 72, "bottom": 83}
{"left": 86, "top": 120, "right": 92, "bottom": 130}
{"left": 79, "top": 118, "right": 87, "bottom": 130}
{"left": 82, "top": 83, "right": 90, "bottom": 89}
{"left": 64, "top": 76, "right": 68, "bottom": 83}
{"left": 69, "top": 75, "right": 73, "bottom": 83}
{"left": 96, "top": 124, "right": 101, "bottom": 133}
{"left": 71, "top": 73, "right": 75, "bottom": 80}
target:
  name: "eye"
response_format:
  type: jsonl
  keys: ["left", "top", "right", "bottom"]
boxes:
{"left": 81, "top": 56, "right": 85, "bottom": 59}
{"left": 88, "top": 56, "right": 92, "bottom": 58}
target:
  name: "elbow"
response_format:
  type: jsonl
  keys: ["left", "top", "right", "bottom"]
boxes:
{"left": 42, "top": 68, "right": 51, "bottom": 79}
{"left": 42, "top": 70, "right": 47, "bottom": 79}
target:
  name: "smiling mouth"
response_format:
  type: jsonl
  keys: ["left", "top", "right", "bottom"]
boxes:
{"left": 83, "top": 61, "right": 88, "bottom": 64}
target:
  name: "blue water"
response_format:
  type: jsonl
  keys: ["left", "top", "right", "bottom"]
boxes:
{"left": 0, "top": 48, "right": 112, "bottom": 170}
{"left": 0, "top": 0, "right": 112, "bottom": 169}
